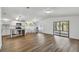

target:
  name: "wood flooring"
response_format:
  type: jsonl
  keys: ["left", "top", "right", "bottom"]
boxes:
{"left": 1, "top": 33, "right": 79, "bottom": 52}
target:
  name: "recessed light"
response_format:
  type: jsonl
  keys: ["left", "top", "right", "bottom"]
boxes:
{"left": 15, "top": 16, "right": 20, "bottom": 20}
{"left": 44, "top": 8, "right": 54, "bottom": 14}
{"left": 16, "top": 17, "right": 19, "bottom": 20}
{"left": 45, "top": 10, "right": 52, "bottom": 13}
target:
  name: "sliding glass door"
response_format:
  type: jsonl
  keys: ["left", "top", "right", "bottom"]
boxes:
{"left": 53, "top": 21, "right": 69, "bottom": 37}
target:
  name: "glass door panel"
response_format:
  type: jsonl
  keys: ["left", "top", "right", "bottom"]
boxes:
{"left": 53, "top": 21, "right": 69, "bottom": 37}
{"left": 62, "top": 21, "right": 68, "bottom": 32}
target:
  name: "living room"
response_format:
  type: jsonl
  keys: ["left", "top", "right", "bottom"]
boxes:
{"left": 0, "top": 7, "right": 79, "bottom": 52}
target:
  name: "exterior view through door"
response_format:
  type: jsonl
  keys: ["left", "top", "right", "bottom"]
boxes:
{"left": 53, "top": 21, "right": 69, "bottom": 37}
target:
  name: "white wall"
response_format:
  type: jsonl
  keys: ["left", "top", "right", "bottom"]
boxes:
{"left": 0, "top": 8, "right": 2, "bottom": 49}
{"left": 38, "top": 16, "right": 79, "bottom": 39}
{"left": 38, "top": 20, "right": 53, "bottom": 34}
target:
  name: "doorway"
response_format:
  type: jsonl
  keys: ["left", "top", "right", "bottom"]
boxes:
{"left": 53, "top": 21, "right": 69, "bottom": 37}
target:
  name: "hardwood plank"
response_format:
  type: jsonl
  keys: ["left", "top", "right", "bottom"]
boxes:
{"left": 1, "top": 33, "right": 79, "bottom": 52}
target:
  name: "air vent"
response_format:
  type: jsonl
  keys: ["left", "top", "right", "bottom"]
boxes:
{"left": 26, "top": 7, "right": 30, "bottom": 9}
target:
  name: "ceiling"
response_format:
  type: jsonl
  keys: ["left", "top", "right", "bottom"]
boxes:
{"left": 1, "top": 7, "right": 79, "bottom": 22}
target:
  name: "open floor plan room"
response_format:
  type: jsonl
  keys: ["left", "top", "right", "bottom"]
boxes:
{"left": 0, "top": 7, "right": 79, "bottom": 52}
